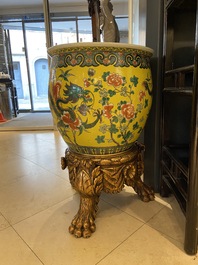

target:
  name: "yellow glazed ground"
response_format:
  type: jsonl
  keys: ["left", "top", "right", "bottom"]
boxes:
{"left": 48, "top": 43, "right": 153, "bottom": 154}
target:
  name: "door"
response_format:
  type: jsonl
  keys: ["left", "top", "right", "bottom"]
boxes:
{"left": 34, "top": 58, "right": 49, "bottom": 97}
{"left": 3, "top": 22, "right": 31, "bottom": 110}
{"left": 13, "top": 62, "right": 23, "bottom": 99}
{"left": 25, "top": 21, "right": 50, "bottom": 111}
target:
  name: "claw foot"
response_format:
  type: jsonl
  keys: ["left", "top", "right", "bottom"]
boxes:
{"left": 69, "top": 196, "right": 98, "bottom": 238}
{"left": 133, "top": 180, "right": 155, "bottom": 202}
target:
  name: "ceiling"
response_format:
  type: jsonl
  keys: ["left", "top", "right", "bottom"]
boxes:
{"left": 0, "top": 1, "right": 81, "bottom": 7}
{"left": 0, "top": 0, "right": 126, "bottom": 8}
{"left": 0, "top": 0, "right": 128, "bottom": 19}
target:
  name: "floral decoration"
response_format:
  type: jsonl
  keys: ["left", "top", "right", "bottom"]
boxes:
{"left": 49, "top": 69, "right": 152, "bottom": 150}
{"left": 48, "top": 47, "right": 153, "bottom": 154}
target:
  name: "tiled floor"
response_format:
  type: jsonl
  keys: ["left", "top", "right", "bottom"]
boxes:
{"left": 0, "top": 131, "right": 197, "bottom": 265}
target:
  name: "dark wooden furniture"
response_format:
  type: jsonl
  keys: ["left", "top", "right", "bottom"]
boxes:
{"left": 161, "top": 0, "right": 198, "bottom": 255}
{"left": 0, "top": 78, "right": 18, "bottom": 117}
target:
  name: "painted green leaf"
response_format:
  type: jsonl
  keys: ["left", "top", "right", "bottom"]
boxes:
{"left": 102, "top": 72, "right": 110, "bottom": 81}
{"left": 59, "top": 69, "right": 74, "bottom": 81}
{"left": 121, "top": 117, "right": 126, "bottom": 124}
{"left": 133, "top": 122, "right": 139, "bottom": 130}
{"left": 125, "top": 131, "right": 133, "bottom": 140}
{"left": 112, "top": 116, "right": 119, "bottom": 123}
{"left": 144, "top": 99, "right": 148, "bottom": 108}
{"left": 100, "top": 97, "right": 110, "bottom": 106}
{"left": 109, "top": 124, "right": 119, "bottom": 134}
{"left": 120, "top": 100, "right": 127, "bottom": 105}
{"left": 95, "top": 135, "right": 105, "bottom": 144}
{"left": 130, "top": 75, "right": 139, "bottom": 87}
{"left": 78, "top": 125, "right": 84, "bottom": 135}
{"left": 108, "top": 90, "right": 116, "bottom": 97}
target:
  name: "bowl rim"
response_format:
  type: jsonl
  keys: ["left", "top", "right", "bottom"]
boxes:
{"left": 48, "top": 42, "right": 154, "bottom": 56}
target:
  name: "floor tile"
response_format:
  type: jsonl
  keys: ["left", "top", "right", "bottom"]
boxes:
{"left": 0, "top": 157, "right": 49, "bottom": 186}
{"left": 0, "top": 227, "right": 43, "bottom": 265}
{"left": 1, "top": 130, "right": 197, "bottom": 264}
{"left": 14, "top": 195, "right": 144, "bottom": 265}
{"left": 147, "top": 197, "right": 186, "bottom": 243}
{"left": 0, "top": 170, "right": 75, "bottom": 224}
{"left": 96, "top": 225, "right": 197, "bottom": 265}
{"left": 0, "top": 213, "right": 10, "bottom": 231}
{"left": 101, "top": 186, "right": 173, "bottom": 223}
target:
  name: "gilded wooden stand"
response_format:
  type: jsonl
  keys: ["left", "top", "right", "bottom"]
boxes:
{"left": 61, "top": 142, "right": 154, "bottom": 238}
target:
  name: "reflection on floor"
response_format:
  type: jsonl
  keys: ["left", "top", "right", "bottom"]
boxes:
{"left": 0, "top": 131, "right": 197, "bottom": 265}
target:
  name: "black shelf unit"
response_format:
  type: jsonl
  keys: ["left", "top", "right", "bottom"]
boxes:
{"left": 0, "top": 78, "right": 19, "bottom": 117}
{"left": 161, "top": 0, "right": 198, "bottom": 255}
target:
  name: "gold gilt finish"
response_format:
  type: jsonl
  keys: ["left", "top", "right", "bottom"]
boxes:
{"left": 61, "top": 142, "right": 155, "bottom": 238}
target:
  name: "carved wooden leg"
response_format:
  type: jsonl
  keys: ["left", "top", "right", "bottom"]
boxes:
{"left": 124, "top": 142, "right": 155, "bottom": 202}
{"left": 69, "top": 195, "right": 99, "bottom": 238}
{"left": 61, "top": 144, "right": 155, "bottom": 238}
{"left": 61, "top": 150, "right": 103, "bottom": 238}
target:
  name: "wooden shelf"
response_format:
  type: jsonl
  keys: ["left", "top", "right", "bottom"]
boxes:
{"left": 163, "top": 87, "right": 192, "bottom": 95}
{"left": 162, "top": 175, "right": 187, "bottom": 214}
{"left": 162, "top": 145, "right": 189, "bottom": 176}
{"left": 165, "top": 65, "right": 194, "bottom": 75}
{"left": 161, "top": 0, "right": 198, "bottom": 255}
{"left": 161, "top": 145, "right": 189, "bottom": 219}
{"left": 165, "top": 65, "right": 194, "bottom": 88}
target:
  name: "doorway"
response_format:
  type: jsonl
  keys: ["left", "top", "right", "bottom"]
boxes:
{"left": 24, "top": 21, "right": 50, "bottom": 111}
{"left": 3, "top": 21, "right": 50, "bottom": 111}
{"left": 35, "top": 58, "right": 49, "bottom": 97}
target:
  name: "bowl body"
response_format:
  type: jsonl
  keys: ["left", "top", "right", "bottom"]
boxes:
{"left": 48, "top": 43, "right": 153, "bottom": 155}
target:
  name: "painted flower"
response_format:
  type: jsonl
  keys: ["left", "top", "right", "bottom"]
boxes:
{"left": 99, "top": 124, "right": 110, "bottom": 134}
{"left": 103, "top": 58, "right": 111, "bottom": 65}
{"left": 97, "top": 80, "right": 102, "bottom": 86}
{"left": 88, "top": 68, "right": 95, "bottom": 76}
{"left": 120, "top": 86, "right": 128, "bottom": 97}
{"left": 103, "top": 104, "right": 114, "bottom": 119}
{"left": 121, "top": 103, "right": 135, "bottom": 120}
{"left": 71, "top": 58, "right": 77, "bottom": 65}
{"left": 118, "top": 59, "right": 125, "bottom": 65}
{"left": 139, "top": 91, "right": 146, "bottom": 101}
{"left": 86, "top": 51, "right": 93, "bottom": 56}
{"left": 78, "top": 104, "right": 89, "bottom": 116}
{"left": 61, "top": 112, "right": 81, "bottom": 130}
{"left": 86, "top": 58, "right": 93, "bottom": 64}
{"left": 53, "top": 81, "right": 61, "bottom": 100}
{"left": 84, "top": 78, "right": 91, "bottom": 87}
{"left": 132, "top": 60, "right": 139, "bottom": 66}
{"left": 99, "top": 88, "right": 108, "bottom": 98}
{"left": 107, "top": 73, "right": 124, "bottom": 87}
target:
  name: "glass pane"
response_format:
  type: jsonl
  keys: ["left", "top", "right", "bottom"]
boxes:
{"left": 52, "top": 20, "right": 77, "bottom": 45}
{"left": 2, "top": 22, "right": 31, "bottom": 110}
{"left": 77, "top": 19, "right": 92, "bottom": 42}
{"left": 25, "top": 22, "right": 50, "bottom": 111}
{"left": 116, "top": 17, "right": 128, "bottom": 43}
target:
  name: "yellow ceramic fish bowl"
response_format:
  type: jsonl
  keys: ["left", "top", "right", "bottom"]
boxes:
{"left": 48, "top": 42, "right": 155, "bottom": 238}
{"left": 48, "top": 42, "right": 153, "bottom": 155}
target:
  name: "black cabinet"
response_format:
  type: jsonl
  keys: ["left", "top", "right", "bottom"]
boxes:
{"left": 0, "top": 78, "right": 18, "bottom": 118}
{"left": 161, "top": 0, "right": 198, "bottom": 255}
